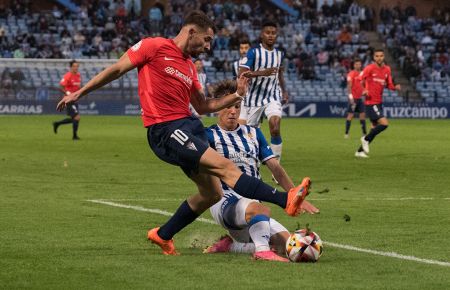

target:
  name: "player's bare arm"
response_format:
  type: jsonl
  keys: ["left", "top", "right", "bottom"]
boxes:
{"left": 190, "top": 75, "right": 249, "bottom": 114}
{"left": 239, "top": 67, "right": 278, "bottom": 78}
{"left": 57, "top": 54, "right": 135, "bottom": 111}
{"left": 265, "top": 158, "right": 294, "bottom": 191}
{"left": 265, "top": 158, "right": 319, "bottom": 214}
{"left": 347, "top": 78, "right": 355, "bottom": 104}
{"left": 278, "top": 66, "right": 289, "bottom": 104}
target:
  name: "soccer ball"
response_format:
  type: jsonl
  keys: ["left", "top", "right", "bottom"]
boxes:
{"left": 286, "top": 229, "right": 323, "bottom": 262}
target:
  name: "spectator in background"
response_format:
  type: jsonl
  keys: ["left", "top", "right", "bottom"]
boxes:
{"left": 149, "top": 4, "right": 163, "bottom": 35}
{"left": 337, "top": 26, "right": 352, "bottom": 45}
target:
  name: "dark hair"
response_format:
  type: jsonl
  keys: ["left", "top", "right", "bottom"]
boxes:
{"left": 374, "top": 48, "right": 384, "bottom": 54}
{"left": 239, "top": 37, "right": 251, "bottom": 46}
{"left": 262, "top": 21, "right": 278, "bottom": 29}
{"left": 183, "top": 10, "right": 216, "bottom": 33}
{"left": 69, "top": 60, "right": 78, "bottom": 67}
{"left": 213, "top": 79, "right": 236, "bottom": 99}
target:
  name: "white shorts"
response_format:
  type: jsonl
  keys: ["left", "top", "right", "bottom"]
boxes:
{"left": 209, "top": 189, "right": 288, "bottom": 243}
{"left": 244, "top": 101, "right": 283, "bottom": 127}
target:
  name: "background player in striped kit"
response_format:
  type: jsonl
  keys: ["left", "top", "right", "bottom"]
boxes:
{"left": 238, "top": 21, "right": 288, "bottom": 172}
{"left": 203, "top": 80, "right": 318, "bottom": 262}
{"left": 345, "top": 58, "right": 367, "bottom": 139}
{"left": 232, "top": 38, "right": 251, "bottom": 125}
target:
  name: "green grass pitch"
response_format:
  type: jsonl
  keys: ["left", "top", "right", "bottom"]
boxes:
{"left": 1, "top": 115, "right": 449, "bottom": 289}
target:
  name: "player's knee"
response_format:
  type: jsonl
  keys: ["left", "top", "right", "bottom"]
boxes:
{"left": 246, "top": 202, "right": 271, "bottom": 221}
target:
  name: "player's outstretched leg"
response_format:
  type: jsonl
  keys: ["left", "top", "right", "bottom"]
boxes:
{"left": 200, "top": 148, "right": 312, "bottom": 217}
{"left": 52, "top": 118, "right": 72, "bottom": 134}
{"left": 148, "top": 173, "right": 222, "bottom": 255}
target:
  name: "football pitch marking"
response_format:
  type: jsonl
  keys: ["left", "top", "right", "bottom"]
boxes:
{"left": 88, "top": 199, "right": 450, "bottom": 268}
{"left": 96, "top": 197, "right": 450, "bottom": 202}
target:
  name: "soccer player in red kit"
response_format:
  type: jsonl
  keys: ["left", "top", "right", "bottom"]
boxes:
{"left": 345, "top": 58, "right": 366, "bottom": 139}
{"left": 56, "top": 11, "right": 311, "bottom": 255}
{"left": 355, "top": 49, "right": 401, "bottom": 158}
{"left": 53, "top": 60, "right": 82, "bottom": 140}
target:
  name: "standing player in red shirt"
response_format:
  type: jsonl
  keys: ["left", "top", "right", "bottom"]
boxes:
{"left": 355, "top": 49, "right": 401, "bottom": 158}
{"left": 345, "top": 58, "right": 366, "bottom": 139}
{"left": 56, "top": 11, "right": 311, "bottom": 256}
{"left": 53, "top": 60, "right": 82, "bottom": 140}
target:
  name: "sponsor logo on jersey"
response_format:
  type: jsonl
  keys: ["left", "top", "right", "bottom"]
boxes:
{"left": 164, "top": 66, "right": 193, "bottom": 86}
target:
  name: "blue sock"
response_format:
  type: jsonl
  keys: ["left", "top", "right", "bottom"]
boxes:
{"left": 270, "top": 135, "right": 282, "bottom": 145}
{"left": 233, "top": 174, "right": 287, "bottom": 208}
{"left": 157, "top": 200, "right": 199, "bottom": 240}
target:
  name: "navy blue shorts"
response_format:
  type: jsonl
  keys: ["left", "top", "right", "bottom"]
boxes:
{"left": 67, "top": 103, "right": 79, "bottom": 117}
{"left": 366, "top": 104, "right": 384, "bottom": 122}
{"left": 347, "top": 98, "right": 365, "bottom": 114}
{"left": 147, "top": 116, "right": 209, "bottom": 177}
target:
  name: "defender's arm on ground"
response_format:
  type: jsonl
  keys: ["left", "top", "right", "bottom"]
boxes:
{"left": 264, "top": 158, "right": 294, "bottom": 192}
{"left": 190, "top": 75, "right": 249, "bottom": 115}
{"left": 264, "top": 158, "right": 319, "bottom": 214}
{"left": 57, "top": 54, "right": 135, "bottom": 111}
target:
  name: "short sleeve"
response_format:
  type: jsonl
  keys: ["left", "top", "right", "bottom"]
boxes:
{"left": 255, "top": 128, "right": 275, "bottom": 162}
{"left": 359, "top": 65, "right": 371, "bottom": 81}
{"left": 240, "top": 48, "right": 256, "bottom": 70}
{"left": 205, "top": 127, "right": 216, "bottom": 149}
{"left": 60, "top": 73, "right": 69, "bottom": 86}
{"left": 127, "top": 38, "right": 158, "bottom": 67}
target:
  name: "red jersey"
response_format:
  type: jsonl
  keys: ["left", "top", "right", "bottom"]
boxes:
{"left": 359, "top": 63, "right": 395, "bottom": 105}
{"left": 60, "top": 72, "right": 81, "bottom": 94}
{"left": 127, "top": 37, "right": 202, "bottom": 127}
{"left": 346, "top": 70, "right": 363, "bottom": 99}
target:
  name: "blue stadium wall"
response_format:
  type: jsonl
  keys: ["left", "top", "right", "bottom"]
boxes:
{"left": 0, "top": 101, "right": 449, "bottom": 119}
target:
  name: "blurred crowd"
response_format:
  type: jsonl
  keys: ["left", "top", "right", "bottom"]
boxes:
{"left": 0, "top": 0, "right": 448, "bottom": 85}
{"left": 378, "top": 5, "right": 450, "bottom": 82}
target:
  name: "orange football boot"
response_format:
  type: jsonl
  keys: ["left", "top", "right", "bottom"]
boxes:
{"left": 284, "top": 177, "right": 311, "bottom": 216}
{"left": 147, "top": 227, "right": 179, "bottom": 256}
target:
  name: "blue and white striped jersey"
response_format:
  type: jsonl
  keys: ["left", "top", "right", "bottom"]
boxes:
{"left": 232, "top": 57, "right": 245, "bottom": 79}
{"left": 205, "top": 124, "right": 275, "bottom": 190}
{"left": 240, "top": 44, "right": 284, "bottom": 107}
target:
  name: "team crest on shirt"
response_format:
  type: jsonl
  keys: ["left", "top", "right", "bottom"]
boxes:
{"left": 131, "top": 40, "right": 142, "bottom": 51}
{"left": 247, "top": 132, "right": 253, "bottom": 139}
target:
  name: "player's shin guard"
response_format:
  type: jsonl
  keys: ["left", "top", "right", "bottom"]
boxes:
{"left": 157, "top": 200, "right": 199, "bottom": 240}
{"left": 360, "top": 120, "right": 367, "bottom": 135}
{"left": 365, "top": 124, "right": 388, "bottom": 143}
{"left": 233, "top": 174, "right": 287, "bottom": 208}
{"left": 270, "top": 136, "right": 282, "bottom": 160}
{"left": 248, "top": 215, "right": 271, "bottom": 252}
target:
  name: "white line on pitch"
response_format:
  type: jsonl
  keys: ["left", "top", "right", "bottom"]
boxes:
{"left": 87, "top": 199, "right": 216, "bottom": 224}
{"left": 87, "top": 199, "right": 450, "bottom": 268}
{"left": 94, "top": 197, "right": 449, "bottom": 202}
{"left": 323, "top": 242, "right": 450, "bottom": 267}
